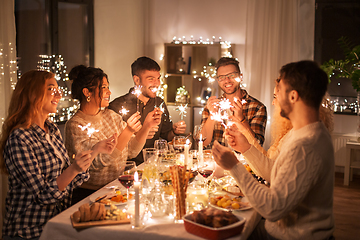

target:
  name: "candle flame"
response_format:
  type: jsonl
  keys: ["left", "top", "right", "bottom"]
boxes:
{"left": 186, "top": 139, "right": 190, "bottom": 145}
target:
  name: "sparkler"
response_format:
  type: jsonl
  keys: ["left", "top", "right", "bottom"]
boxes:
{"left": 176, "top": 104, "right": 187, "bottom": 120}
{"left": 132, "top": 85, "right": 142, "bottom": 113}
{"left": 119, "top": 106, "right": 129, "bottom": 116}
{"left": 78, "top": 123, "right": 99, "bottom": 146}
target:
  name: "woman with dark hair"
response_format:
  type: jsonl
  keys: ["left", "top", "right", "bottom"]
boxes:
{"left": 0, "top": 70, "right": 101, "bottom": 240}
{"left": 65, "top": 65, "right": 160, "bottom": 203}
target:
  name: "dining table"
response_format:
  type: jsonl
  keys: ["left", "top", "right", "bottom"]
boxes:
{"left": 40, "top": 176, "right": 261, "bottom": 240}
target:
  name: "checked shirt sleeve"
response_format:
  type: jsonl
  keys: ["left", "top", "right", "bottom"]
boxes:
{"left": 5, "top": 133, "right": 71, "bottom": 204}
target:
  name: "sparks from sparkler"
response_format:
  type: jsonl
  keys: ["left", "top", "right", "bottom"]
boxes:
{"left": 119, "top": 106, "right": 129, "bottom": 116}
{"left": 176, "top": 104, "right": 187, "bottom": 120}
{"left": 78, "top": 123, "right": 99, "bottom": 146}
{"left": 132, "top": 85, "right": 142, "bottom": 112}
{"left": 218, "top": 98, "right": 232, "bottom": 110}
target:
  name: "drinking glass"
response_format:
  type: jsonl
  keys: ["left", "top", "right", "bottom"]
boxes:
{"left": 193, "top": 125, "right": 206, "bottom": 142}
{"left": 118, "top": 161, "right": 136, "bottom": 201}
{"left": 154, "top": 139, "right": 168, "bottom": 165}
{"left": 154, "top": 139, "right": 168, "bottom": 152}
{"left": 173, "top": 136, "right": 186, "bottom": 153}
{"left": 198, "top": 152, "right": 215, "bottom": 189}
{"left": 142, "top": 148, "right": 159, "bottom": 189}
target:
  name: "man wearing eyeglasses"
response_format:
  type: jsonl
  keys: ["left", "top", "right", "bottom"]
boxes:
{"left": 200, "top": 57, "right": 267, "bottom": 148}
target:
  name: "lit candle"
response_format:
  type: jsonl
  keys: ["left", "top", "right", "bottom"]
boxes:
{"left": 134, "top": 171, "right": 140, "bottom": 228}
{"left": 199, "top": 134, "right": 204, "bottom": 166}
{"left": 184, "top": 139, "right": 190, "bottom": 169}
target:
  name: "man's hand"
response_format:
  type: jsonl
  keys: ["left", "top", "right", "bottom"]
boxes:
{"left": 126, "top": 112, "right": 142, "bottom": 133}
{"left": 147, "top": 125, "right": 159, "bottom": 139}
{"left": 231, "top": 98, "right": 244, "bottom": 120}
{"left": 143, "top": 108, "right": 162, "bottom": 139}
{"left": 71, "top": 150, "right": 93, "bottom": 172}
{"left": 173, "top": 120, "right": 186, "bottom": 135}
{"left": 212, "top": 141, "right": 239, "bottom": 170}
{"left": 206, "top": 96, "right": 220, "bottom": 113}
{"left": 225, "top": 122, "right": 251, "bottom": 153}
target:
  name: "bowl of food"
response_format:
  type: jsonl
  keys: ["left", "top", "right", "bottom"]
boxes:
{"left": 183, "top": 207, "right": 246, "bottom": 240}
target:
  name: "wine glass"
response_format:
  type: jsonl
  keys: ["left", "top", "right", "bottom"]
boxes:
{"left": 118, "top": 161, "right": 136, "bottom": 201}
{"left": 154, "top": 139, "right": 168, "bottom": 165}
{"left": 198, "top": 152, "right": 215, "bottom": 189}
{"left": 193, "top": 125, "right": 207, "bottom": 142}
{"left": 173, "top": 136, "right": 186, "bottom": 153}
{"left": 142, "top": 148, "right": 159, "bottom": 189}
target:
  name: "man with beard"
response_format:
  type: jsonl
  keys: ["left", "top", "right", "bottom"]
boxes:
{"left": 200, "top": 57, "right": 267, "bottom": 147}
{"left": 212, "top": 60, "right": 335, "bottom": 240}
{"left": 109, "top": 56, "right": 186, "bottom": 165}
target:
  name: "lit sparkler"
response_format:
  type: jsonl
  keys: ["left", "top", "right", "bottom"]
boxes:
{"left": 132, "top": 85, "right": 142, "bottom": 112}
{"left": 78, "top": 123, "right": 99, "bottom": 146}
{"left": 119, "top": 106, "right": 129, "bottom": 116}
{"left": 176, "top": 103, "right": 187, "bottom": 120}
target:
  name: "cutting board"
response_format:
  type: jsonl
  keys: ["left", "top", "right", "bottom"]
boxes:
{"left": 70, "top": 215, "right": 130, "bottom": 229}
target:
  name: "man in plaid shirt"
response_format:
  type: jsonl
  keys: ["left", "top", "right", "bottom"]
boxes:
{"left": 201, "top": 57, "right": 267, "bottom": 148}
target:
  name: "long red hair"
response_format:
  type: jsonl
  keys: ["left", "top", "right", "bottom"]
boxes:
{"left": 0, "top": 70, "right": 54, "bottom": 174}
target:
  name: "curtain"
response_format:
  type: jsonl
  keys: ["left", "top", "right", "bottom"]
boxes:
{"left": 0, "top": 0, "right": 17, "bottom": 237}
{"left": 244, "top": 0, "right": 315, "bottom": 149}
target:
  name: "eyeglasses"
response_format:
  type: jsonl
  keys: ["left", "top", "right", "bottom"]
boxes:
{"left": 216, "top": 72, "right": 240, "bottom": 82}
{"left": 48, "top": 86, "right": 63, "bottom": 96}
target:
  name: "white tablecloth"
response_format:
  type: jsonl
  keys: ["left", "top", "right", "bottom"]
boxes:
{"left": 40, "top": 179, "right": 261, "bottom": 240}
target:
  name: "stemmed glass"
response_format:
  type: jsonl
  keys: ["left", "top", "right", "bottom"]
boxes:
{"left": 173, "top": 136, "right": 186, "bottom": 153}
{"left": 198, "top": 152, "right": 215, "bottom": 189}
{"left": 118, "top": 161, "right": 136, "bottom": 202}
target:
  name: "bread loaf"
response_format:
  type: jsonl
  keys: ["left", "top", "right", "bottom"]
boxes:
{"left": 72, "top": 210, "right": 81, "bottom": 223}
{"left": 90, "top": 202, "right": 100, "bottom": 221}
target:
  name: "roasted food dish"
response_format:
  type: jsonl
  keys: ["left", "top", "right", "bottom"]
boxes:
{"left": 190, "top": 207, "right": 239, "bottom": 228}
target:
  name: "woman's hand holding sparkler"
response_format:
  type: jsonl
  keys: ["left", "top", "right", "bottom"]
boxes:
{"left": 71, "top": 150, "right": 94, "bottom": 172}
{"left": 92, "top": 133, "right": 118, "bottom": 156}
{"left": 126, "top": 112, "right": 142, "bottom": 133}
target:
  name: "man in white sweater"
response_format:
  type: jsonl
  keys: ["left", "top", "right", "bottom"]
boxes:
{"left": 212, "top": 60, "right": 334, "bottom": 240}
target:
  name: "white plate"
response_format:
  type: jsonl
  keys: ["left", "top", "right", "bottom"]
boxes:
{"left": 89, "top": 191, "right": 129, "bottom": 207}
{"left": 209, "top": 195, "right": 252, "bottom": 211}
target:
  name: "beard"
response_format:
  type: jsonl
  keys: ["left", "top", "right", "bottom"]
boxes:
{"left": 221, "top": 83, "right": 240, "bottom": 95}
{"left": 279, "top": 97, "right": 292, "bottom": 120}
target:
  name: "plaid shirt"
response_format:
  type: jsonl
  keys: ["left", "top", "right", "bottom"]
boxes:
{"left": 3, "top": 120, "right": 89, "bottom": 239}
{"left": 201, "top": 89, "right": 267, "bottom": 148}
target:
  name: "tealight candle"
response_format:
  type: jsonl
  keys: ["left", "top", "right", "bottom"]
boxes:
{"left": 134, "top": 172, "right": 140, "bottom": 228}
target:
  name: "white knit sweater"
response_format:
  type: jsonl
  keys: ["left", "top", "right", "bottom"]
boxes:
{"left": 231, "top": 122, "right": 334, "bottom": 240}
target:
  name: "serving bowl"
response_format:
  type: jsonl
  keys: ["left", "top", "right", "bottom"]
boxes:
{"left": 183, "top": 213, "right": 246, "bottom": 240}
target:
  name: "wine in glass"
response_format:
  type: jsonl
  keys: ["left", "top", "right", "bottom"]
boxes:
{"left": 118, "top": 161, "right": 136, "bottom": 201}
{"left": 198, "top": 152, "right": 215, "bottom": 188}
